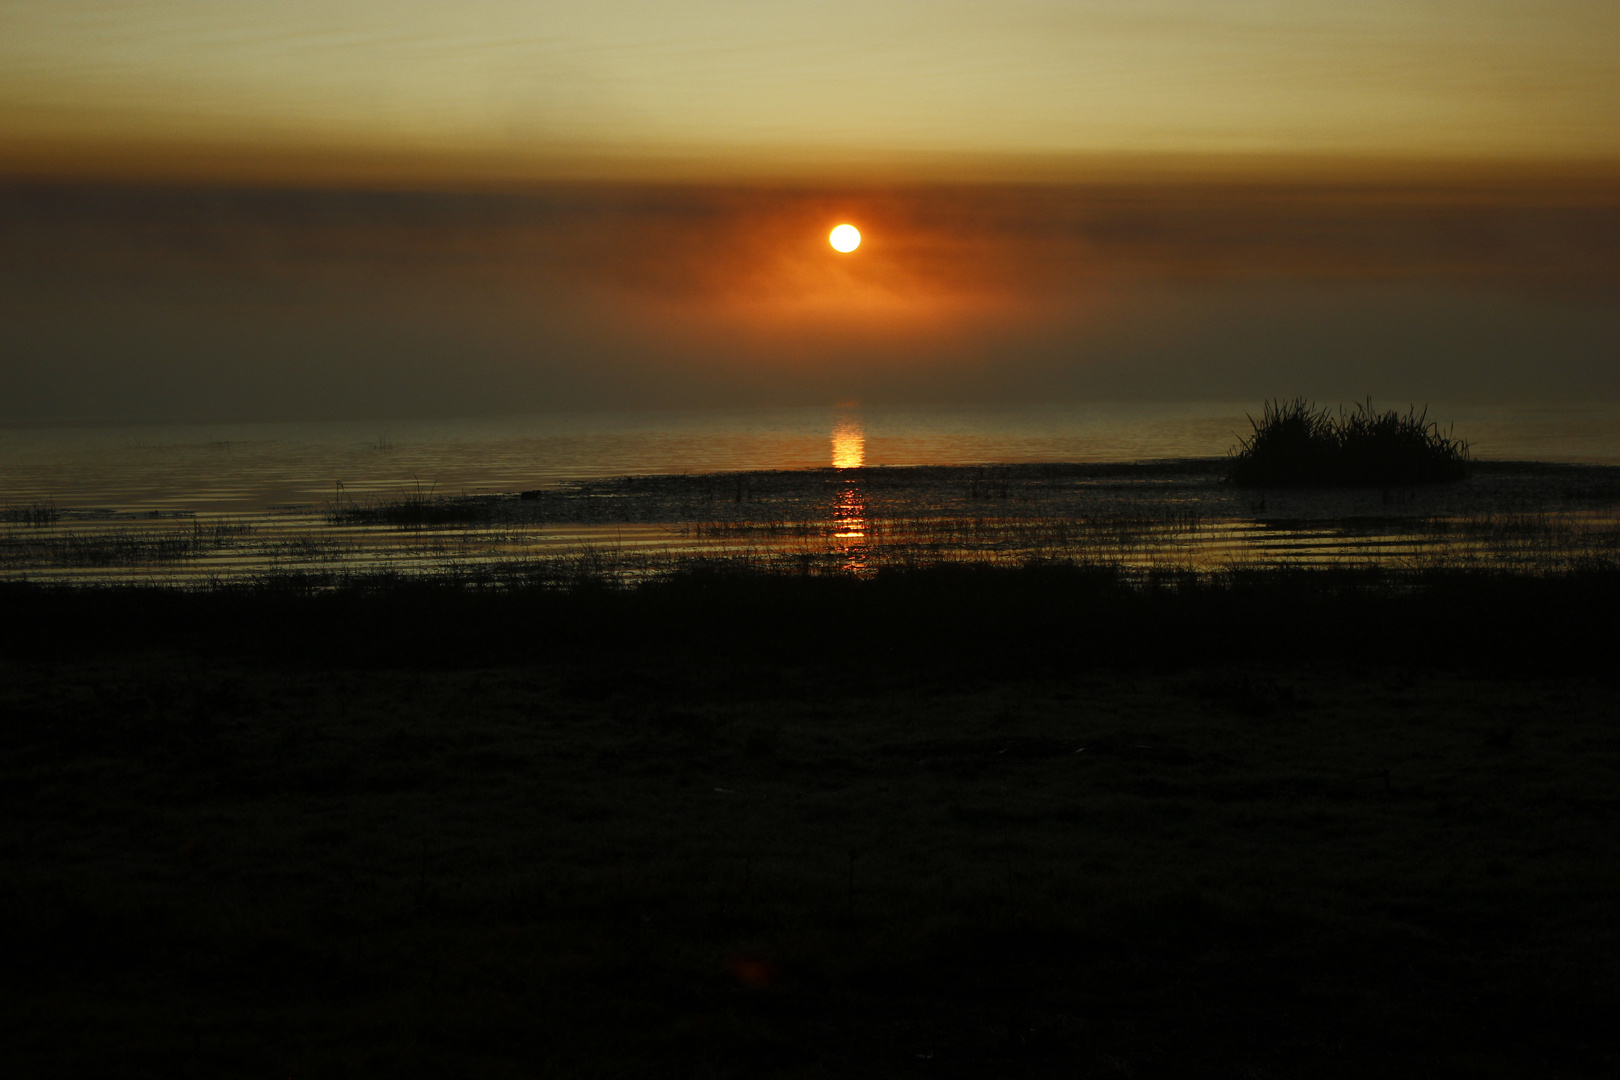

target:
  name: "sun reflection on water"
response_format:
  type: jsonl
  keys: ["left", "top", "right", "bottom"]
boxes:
{"left": 831, "top": 483, "right": 870, "bottom": 573}
{"left": 832, "top": 414, "right": 864, "bottom": 469}
{"left": 833, "top": 485, "right": 866, "bottom": 541}
{"left": 829, "top": 412, "right": 869, "bottom": 569}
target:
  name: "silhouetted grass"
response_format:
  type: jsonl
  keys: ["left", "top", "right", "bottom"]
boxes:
{"left": 0, "top": 520, "right": 256, "bottom": 567}
{"left": 1230, "top": 398, "right": 1471, "bottom": 487}
{"left": 325, "top": 492, "right": 504, "bottom": 526}
{"left": 0, "top": 500, "right": 60, "bottom": 526}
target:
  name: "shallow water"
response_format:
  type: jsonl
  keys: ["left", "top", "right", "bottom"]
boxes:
{"left": 4, "top": 461, "right": 1618, "bottom": 584}
{"left": 3, "top": 401, "right": 1618, "bottom": 583}
{"left": 3, "top": 400, "right": 1619, "bottom": 516}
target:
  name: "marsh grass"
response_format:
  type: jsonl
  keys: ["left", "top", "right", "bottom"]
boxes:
{"left": 8, "top": 461, "right": 1620, "bottom": 583}
{"left": 0, "top": 519, "right": 256, "bottom": 567}
{"left": 683, "top": 507, "right": 1203, "bottom": 543}
{"left": 1230, "top": 398, "right": 1471, "bottom": 487}
{"left": 0, "top": 500, "right": 60, "bottom": 526}
{"left": 6, "top": 505, "right": 1619, "bottom": 582}
{"left": 325, "top": 489, "right": 506, "bottom": 526}
{"left": 1427, "top": 509, "right": 1620, "bottom": 572}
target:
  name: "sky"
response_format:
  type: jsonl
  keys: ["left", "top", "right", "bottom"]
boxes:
{"left": 0, "top": 2, "right": 1616, "bottom": 423}
{"left": 4, "top": 1, "right": 1618, "bottom": 181}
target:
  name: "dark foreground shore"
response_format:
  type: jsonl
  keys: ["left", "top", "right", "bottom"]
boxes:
{"left": 2, "top": 567, "right": 1617, "bottom": 1078}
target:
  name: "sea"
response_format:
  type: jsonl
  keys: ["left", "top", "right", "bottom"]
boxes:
{"left": 5, "top": 400, "right": 1619, "bottom": 515}
{"left": 3, "top": 400, "right": 1619, "bottom": 583}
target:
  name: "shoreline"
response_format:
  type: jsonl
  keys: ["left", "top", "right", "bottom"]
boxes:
{"left": 4, "top": 458, "right": 1619, "bottom": 586}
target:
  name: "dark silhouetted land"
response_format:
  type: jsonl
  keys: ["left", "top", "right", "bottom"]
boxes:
{"left": 1, "top": 566, "right": 1616, "bottom": 1077}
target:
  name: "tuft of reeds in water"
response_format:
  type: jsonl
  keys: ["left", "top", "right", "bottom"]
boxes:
{"left": 1229, "top": 398, "right": 1470, "bottom": 487}
{"left": 0, "top": 519, "right": 257, "bottom": 567}
{"left": 327, "top": 496, "right": 498, "bottom": 527}
{"left": 1, "top": 500, "right": 61, "bottom": 527}
{"left": 324, "top": 476, "right": 507, "bottom": 526}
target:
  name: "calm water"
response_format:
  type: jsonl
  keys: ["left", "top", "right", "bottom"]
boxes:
{"left": 4, "top": 400, "right": 1618, "bottom": 583}
{"left": 3, "top": 400, "right": 1619, "bottom": 515}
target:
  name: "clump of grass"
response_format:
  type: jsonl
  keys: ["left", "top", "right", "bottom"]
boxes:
{"left": 325, "top": 475, "right": 517, "bottom": 526}
{"left": 327, "top": 496, "right": 496, "bottom": 526}
{"left": 1229, "top": 398, "right": 1470, "bottom": 487}
{"left": 0, "top": 520, "right": 256, "bottom": 567}
{"left": 1, "top": 500, "right": 60, "bottom": 527}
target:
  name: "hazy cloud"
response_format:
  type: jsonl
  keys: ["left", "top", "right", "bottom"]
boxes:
{"left": 2, "top": 178, "right": 1615, "bottom": 423}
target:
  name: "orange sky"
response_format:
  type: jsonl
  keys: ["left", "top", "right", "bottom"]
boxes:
{"left": 2, "top": 4, "right": 1616, "bottom": 422}
{"left": 3, "top": 180, "right": 1616, "bottom": 422}
{"left": 3, "top": 2, "right": 1618, "bottom": 186}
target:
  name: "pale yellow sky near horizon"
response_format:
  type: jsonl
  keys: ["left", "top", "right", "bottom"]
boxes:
{"left": 3, "top": 0, "right": 1618, "bottom": 182}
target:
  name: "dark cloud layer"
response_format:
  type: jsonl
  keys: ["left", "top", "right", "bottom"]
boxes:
{"left": 2, "top": 178, "right": 1616, "bottom": 424}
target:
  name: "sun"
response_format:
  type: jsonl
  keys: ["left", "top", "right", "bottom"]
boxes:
{"left": 829, "top": 224, "right": 861, "bottom": 253}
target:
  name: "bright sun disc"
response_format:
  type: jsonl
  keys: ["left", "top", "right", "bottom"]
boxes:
{"left": 829, "top": 224, "right": 861, "bottom": 252}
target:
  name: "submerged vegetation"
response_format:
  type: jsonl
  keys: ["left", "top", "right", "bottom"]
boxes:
{"left": 0, "top": 500, "right": 60, "bottom": 527}
{"left": 325, "top": 491, "right": 497, "bottom": 526}
{"left": 1229, "top": 398, "right": 1471, "bottom": 487}
{"left": 0, "top": 518, "right": 259, "bottom": 568}
{"left": 8, "top": 460, "right": 1620, "bottom": 583}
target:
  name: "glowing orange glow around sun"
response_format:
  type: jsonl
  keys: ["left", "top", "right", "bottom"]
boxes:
{"left": 829, "top": 224, "right": 861, "bottom": 252}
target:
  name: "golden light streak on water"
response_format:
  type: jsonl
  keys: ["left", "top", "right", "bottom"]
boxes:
{"left": 833, "top": 486, "right": 866, "bottom": 541}
{"left": 831, "top": 414, "right": 864, "bottom": 469}
{"left": 831, "top": 484, "right": 870, "bottom": 573}
{"left": 829, "top": 412, "right": 869, "bottom": 569}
